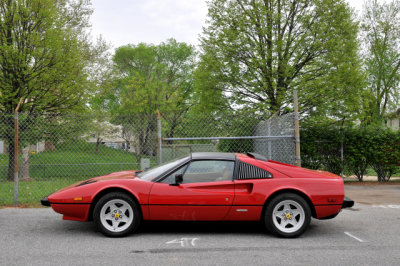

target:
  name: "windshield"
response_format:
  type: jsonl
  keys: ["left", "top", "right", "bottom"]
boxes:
{"left": 137, "top": 156, "right": 189, "bottom": 181}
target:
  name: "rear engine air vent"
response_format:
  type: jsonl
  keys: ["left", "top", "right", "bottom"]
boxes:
{"left": 236, "top": 161, "right": 272, "bottom": 180}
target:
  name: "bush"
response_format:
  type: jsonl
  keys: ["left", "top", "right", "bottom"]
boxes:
{"left": 367, "top": 128, "right": 400, "bottom": 181}
{"left": 344, "top": 127, "right": 371, "bottom": 181}
{"left": 300, "top": 125, "right": 343, "bottom": 175}
{"left": 301, "top": 124, "right": 400, "bottom": 181}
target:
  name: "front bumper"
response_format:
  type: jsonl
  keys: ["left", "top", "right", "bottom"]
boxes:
{"left": 342, "top": 197, "right": 354, "bottom": 209}
{"left": 41, "top": 197, "right": 51, "bottom": 207}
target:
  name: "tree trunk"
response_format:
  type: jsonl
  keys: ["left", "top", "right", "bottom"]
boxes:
{"left": 96, "top": 137, "right": 102, "bottom": 153}
{"left": 20, "top": 146, "right": 31, "bottom": 180}
{"left": 5, "top": 114, "right": 15, "bottom": 181}
{"left": 7, "top": 135, "right": 15, "bottom": 181}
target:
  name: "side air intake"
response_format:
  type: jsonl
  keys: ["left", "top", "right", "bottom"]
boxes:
{"left": 236, "top": 161, "right": 272, "bottom": 180}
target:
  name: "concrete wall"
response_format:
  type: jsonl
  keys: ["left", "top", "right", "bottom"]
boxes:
{"left": 388, "top": 117, "right": 400, "bottom": 131}
{"left": 0, "top": 141, "right": 46, "bottom": 154}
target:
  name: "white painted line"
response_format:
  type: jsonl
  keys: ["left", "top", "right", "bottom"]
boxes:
{"left": 372, "top": 205, "right": 400, "bottom": 209}
{"left": 372, "top": 205, "right": 387, "bottom": 208}
{"left": 166, "top": 238, "right": 199, "bottom": 247}
{"left": 344, "top": 232, "right": 364, "bottom": 243}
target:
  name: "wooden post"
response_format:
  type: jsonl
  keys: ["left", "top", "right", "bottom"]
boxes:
{"left": 294, "top": 90, "right": 301, "bottom": 167}
{"left": 14, "top": 99, "right": 22, "bottom": 207}
{"left": 157, "top": 110, "right": 162, "bottom": 164}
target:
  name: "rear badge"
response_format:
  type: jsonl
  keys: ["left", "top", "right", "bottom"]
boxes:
{"left": 236, "top": 209, "right": 248, "bottom": 212}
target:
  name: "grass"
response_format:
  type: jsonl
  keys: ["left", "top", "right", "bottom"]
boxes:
{"left": 0, "top": 141, "right": 156, "bottom": 206}
{"left": 0, "top": 178, "right": 83, "bottom": 206}
{"left": 0, "top": 141, "right": 155, "bottom": 180}
{"left": 365, "top": 167, "right": 400, "bottom": 177}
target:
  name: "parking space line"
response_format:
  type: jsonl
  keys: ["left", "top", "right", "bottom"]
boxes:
{"left": 344, "top": 232, "right": 364, "bottom": 242}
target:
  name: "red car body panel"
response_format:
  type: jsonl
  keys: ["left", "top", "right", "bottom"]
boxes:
{"left": 46, "top": 153, "right": 346, "bottom": 223}
{"left": 52, "top": 204, "right": 91, "bottom": 222}
{"left": 148, "top": 181, "right": 235, "bottom": 220}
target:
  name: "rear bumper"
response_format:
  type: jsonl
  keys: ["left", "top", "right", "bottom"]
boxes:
{"left": 41, "top": 197, "right": 51, "bottom": 207}
{"left": 342, "top": 197, "right": 354, "bottom": 209}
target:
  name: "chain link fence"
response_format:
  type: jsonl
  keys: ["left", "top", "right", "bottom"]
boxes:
{"left": 161, "top": 113, "right": 295, "bottom": 164}
{"left": 0, "top": 112, "right": 296, "bottom": 206}
{"left": 0, "top": 113, "right": 158, "bottom": 206}
{"left": 253, "top": 113, "right": 295, "bottom": 164}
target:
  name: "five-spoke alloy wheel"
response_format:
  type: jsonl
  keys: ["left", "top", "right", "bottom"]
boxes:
{"left": 265, "top": 193, "right": 311, "bottom": 238}
{"left": 94, "top": 192, "right": 141, "bottom": 237}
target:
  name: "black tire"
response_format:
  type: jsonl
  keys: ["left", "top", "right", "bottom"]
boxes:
{"left": 264, "top": 193, "right": 311, "bottom": 238}
{"left": 93, "top": 192, "right": 141, "bottom": 237}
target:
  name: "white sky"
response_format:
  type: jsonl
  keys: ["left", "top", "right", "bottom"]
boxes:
{"left": 89, "top": 0, "right": 368, "bottom": 49}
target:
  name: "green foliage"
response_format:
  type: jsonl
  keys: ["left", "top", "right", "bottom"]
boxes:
{"left": 301, "top": 124, "right": 400, "bottom": 181}
{"left": 0, "top": 0, "right": 107, "bottom": 180}
{"left": 301, "top": 125, "right": 343, "bottom": 175}
{"left": 367, "top": 128, "right": 400, "bottom": 181}
{"left": 360, "top": 0, "right": 400, "bottom": 124}
{"left": 110, "top": 39, "right": 196, "bottom": 119}
{"left": 198, "top": 0, "right": 364, "bottom": 120}
{"left": 0, "top": 0, "right": 104, "bottom": 113}
{"left": 344, "top": 127, "right": 371, "bottom": 181}
{"left": 98, "top": 39, "right": 197, "bottom": 158}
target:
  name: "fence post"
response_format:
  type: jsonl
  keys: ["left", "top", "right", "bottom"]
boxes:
{"left": 340, "top": 140, "right": 344, "bottom": 179}
{"left": 294, "top": 90, "right": 301, "bottom": 167}
{"left": 14, "top": 99, "right": 22, "bottom": 207}
{"left": 157, "top": 110, "right": 162, "bottom": 164}
{"left": 267, "top": 119, "right": 272, "bottom": 160}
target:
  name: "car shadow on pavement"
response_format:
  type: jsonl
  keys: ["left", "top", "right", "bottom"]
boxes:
{"left": 55, "top": 220, "right": 333, "bottom": 238}
{"left": 137, "top": 221, "right": 267, "bottom": 236}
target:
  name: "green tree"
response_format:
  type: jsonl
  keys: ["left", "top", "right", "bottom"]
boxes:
{"left": 104, "top": 39, "right": 196, "bottom": 160}
{"left": 0, "top": 0, "right": 105, "bottom": 180}
{"left": 198, "top": 0, "right": 364, "bottom": 120}
{"left": 361, "top": 0, "right": 400, "bottom": 124}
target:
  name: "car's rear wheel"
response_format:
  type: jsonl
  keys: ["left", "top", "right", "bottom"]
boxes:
{"left": 264, "top": 193, "right": 311, "bottom": 238}
{"left": 93, "top": 192, "right": 141, "bottom": 237}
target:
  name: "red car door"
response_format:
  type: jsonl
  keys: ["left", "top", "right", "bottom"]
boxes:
{"left": 148, "top": 160, "right": 235, "bottom": 221}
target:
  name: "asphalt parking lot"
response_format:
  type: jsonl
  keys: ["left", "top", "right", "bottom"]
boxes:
{"left": 1, "top": 185, "right": 400, "bottom": 266}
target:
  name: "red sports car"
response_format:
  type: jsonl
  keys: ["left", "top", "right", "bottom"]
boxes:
{"left": 41, "top": 152, "right": 354, "bottom": 238}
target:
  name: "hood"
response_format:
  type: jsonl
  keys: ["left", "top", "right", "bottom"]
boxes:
{"left": 91, "top": 170, "right": 139, "bottom": 181}
{"left": 54, "top": 170, "right": 140, "bottom": 193}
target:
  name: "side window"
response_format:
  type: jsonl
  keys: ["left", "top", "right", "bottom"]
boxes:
{"left": 182, "top": 160, "right": 234, "bottom": 183}
{"left": 161, "top": 165, "right": 187, "bottom": 184}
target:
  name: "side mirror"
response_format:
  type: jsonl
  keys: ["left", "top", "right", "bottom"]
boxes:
{"left": 170, "top": 174, "right": 183, "bottom": 186}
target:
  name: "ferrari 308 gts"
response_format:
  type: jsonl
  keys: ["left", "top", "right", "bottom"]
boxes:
{"left": 41, "top": 152, "right": 354, "bottom": 238}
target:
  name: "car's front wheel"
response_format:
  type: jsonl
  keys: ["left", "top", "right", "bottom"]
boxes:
{"left": 93, "top": 192, "right": 141, "bottom": 237}
{"left": 264, "top": 193, "right": 311, "bottom": 238}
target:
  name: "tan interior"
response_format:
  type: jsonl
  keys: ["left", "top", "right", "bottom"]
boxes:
{"left": 183, "top": 168, "right": 232, "bottom": 183}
